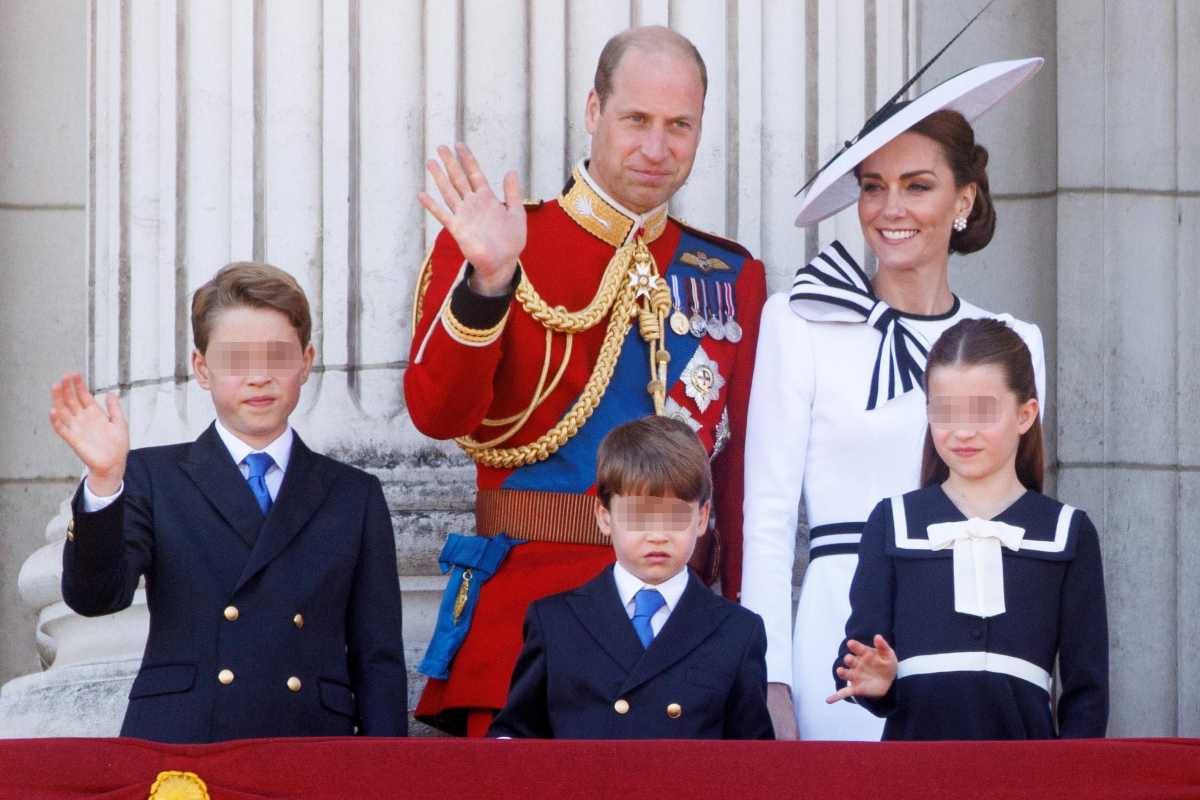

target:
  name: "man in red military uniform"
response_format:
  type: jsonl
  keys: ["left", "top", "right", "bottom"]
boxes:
{"left": 407, "top": 25, "right": 767, "bottom": 736}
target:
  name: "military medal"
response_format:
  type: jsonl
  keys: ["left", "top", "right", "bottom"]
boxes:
{"left": 706, "top": 280, "right": 725, "bottom": 341}
{"left": 688, "top": 277, "right": 707, "bottom": 338}
{"left": 669, "top": 275, "right": 690, "bottom": 336}
{"left": 723, "top": 282, "right": 743, "bottom": 343}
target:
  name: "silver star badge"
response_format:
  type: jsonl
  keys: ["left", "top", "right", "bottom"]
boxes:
{"left": 680, "top": 346, "right": 725, "bottom": 413}
{"left": 664, "top": 397, "right": 703, "bottom": 432}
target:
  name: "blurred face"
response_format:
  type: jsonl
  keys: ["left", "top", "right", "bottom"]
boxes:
{"left": 857, "top": 132, "right": 975, "bottom": 274}
{"left": 927, "top": 362, "right": 1037, "bottom": 485}
{"left": 595, "top": 494, "right": 709, "bottom": 585}
{"left": 193, "top": 305, "right": 315, "bottom": 450}
{"left": 585, "top": 47, "right": 705, "bottom": 213}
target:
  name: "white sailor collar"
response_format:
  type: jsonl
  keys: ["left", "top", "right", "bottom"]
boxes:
{"left": 790, "top": 240, "right": 962, "bottom": 410}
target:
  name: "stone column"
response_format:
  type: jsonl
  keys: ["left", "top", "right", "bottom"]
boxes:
{"left": 1, "top": 0, "right": 906, "bottom": 736}
{"left": 0, "top": 0, "right": 89, "bottom": 731}
{"left": 1, "top": 0, "right": 472, "bottom": 737}
{"left": 1056, "top": 0, "right": 1199, "bottom": 737}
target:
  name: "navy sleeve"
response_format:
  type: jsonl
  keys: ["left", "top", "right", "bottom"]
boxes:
{"left": 448, "top": 264, "right": 522, "bottom": 329}
{"left": 834, "top": 499, "right": 898, "bottom": 717}
{"left": 347, "top": 474, "right": 408, "bottom": 736}
{"left": 489, "top": 603, "right": 553, "bottom": 739}
{"left": 723, "top": 613, "right": 775, "bottom": 739}
{"left": 61, "top": 452, "right": 155, "bottom": 617}
{"left": 1056, "top": 511, "right": 1109, "bottom": 738}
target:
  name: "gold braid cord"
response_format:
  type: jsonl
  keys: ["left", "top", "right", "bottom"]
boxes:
{"left": 456, "top": 237, "right": 667, "bottom": 468}
{"left": 512, "top": 239, "right": 633, "bottom": 333}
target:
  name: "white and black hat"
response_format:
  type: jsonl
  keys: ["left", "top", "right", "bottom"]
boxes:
{"left": 794, "top": 4, "right": 1043, "bottom": 227}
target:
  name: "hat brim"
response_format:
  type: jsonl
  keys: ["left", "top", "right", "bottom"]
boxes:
{"left": 794, "top": 57, "right": 1044, "bottom": 227}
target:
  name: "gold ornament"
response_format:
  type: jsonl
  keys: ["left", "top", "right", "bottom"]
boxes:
{"left": 148, "top": 771, "right": 210, "bottom": 800}
{"left": 457, "top": 237, "right": 671, "bottom": 467}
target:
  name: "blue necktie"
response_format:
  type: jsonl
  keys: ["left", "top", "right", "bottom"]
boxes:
{"left": 243, "top": 452, "right": 274, "bottom": 517}
{"left": 632, "top": 588, "right": 666, "bottom": 649}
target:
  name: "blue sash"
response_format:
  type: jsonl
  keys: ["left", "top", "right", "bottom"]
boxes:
{"left": 417, "top": 533, "right": 521, "bottom": 680}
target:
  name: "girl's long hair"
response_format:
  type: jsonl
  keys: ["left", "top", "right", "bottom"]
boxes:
{"left": 920, "top": 318, "right": 1044, "bottom": 492}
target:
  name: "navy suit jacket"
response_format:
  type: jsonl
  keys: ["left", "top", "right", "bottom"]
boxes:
{"left": 61, "top": 423, "right": 407, "bottom": 743}
{"left": 489, "top": 566, "right": 773, "bottom": 739}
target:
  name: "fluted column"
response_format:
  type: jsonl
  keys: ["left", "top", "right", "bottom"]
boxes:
{"left": 1055, "top": 0, "right": 1198, "bottom": 737}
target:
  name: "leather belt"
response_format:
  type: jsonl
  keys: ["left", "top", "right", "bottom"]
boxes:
{"left": 475, "top": 489, "right": 609, "bottom": 547}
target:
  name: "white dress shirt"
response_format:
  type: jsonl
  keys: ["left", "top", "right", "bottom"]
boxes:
{"left": 212, "top": 420, "right": 293, "bottom": 502}
{"left": 81, "top": 421, "right": 294, "bottom": 512}
{"left": 611, "top": 561, "right": 689, "bottom": 638}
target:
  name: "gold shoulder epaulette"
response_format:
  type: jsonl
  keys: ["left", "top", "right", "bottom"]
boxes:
{"left": 670, "top": 215, "right": 754, "bottom": 260}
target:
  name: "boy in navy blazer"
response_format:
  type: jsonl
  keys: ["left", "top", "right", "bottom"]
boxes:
{"left": 51, "top": 262, "right": 407, "bottom": 743}
{"left": 489, "top": 416, "right": 773, "bottom": 739}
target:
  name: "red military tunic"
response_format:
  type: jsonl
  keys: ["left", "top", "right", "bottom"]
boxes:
{"left": 406, "top": 163, "right": 766, "bottom": 734}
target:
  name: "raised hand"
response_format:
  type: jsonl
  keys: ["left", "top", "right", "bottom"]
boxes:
{"left": 49, "top": 373, "right": 129, "bottom": 497}
{"left": 826, "top": 634, "right": 898, "bottom": 703}
{"left": 418, "top": 143, "right": 526, "bottom": 296}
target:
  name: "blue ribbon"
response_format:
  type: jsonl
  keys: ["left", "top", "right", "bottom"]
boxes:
{"left": 417, "top": 533, "right": 522, "bottom": 680}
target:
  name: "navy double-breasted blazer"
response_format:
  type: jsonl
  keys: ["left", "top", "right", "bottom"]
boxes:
{"left": 61, "top": 423, "right": 407, "bottom": 743}
{"left": 489, "top": 566, "right": 773, "bottom": 739}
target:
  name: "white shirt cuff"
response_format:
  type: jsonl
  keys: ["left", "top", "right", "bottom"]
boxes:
{"left": 81, "top": 479, "right": 124, "bottom": 512}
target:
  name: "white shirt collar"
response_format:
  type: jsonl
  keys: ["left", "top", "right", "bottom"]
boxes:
{"left": 575, "top": 159, "right": 669, "bottom": 243}
{"left": 213, "top": 419, "right": 294, "bottom": 474}
{"left": 612, "top": 561, "right": 690, "bottom": 613}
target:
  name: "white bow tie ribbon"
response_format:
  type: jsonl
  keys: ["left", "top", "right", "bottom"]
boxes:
{"left": 927, "top": 518, "right": 1026, "bottom": 618}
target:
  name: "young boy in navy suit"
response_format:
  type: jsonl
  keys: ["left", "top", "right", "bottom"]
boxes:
{"left": 50, "top": 262, "right": 407, "bottom": 743}
{"left": 489, "top": 416, "right": 773, "bottom": 739}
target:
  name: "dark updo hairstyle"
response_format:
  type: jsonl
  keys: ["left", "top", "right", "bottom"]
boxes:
{"left": 919, "top": 318, "right": 1043, "bottom": 492}
{"left": 905, "top": 109, "right": 996, "bottom": 254}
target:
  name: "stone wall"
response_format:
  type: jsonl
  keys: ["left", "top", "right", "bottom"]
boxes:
{"left": 1052, "top": 0, "right": 1199, "bottom": 737}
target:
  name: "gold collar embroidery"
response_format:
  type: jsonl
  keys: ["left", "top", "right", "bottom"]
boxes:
{"left": 559, "top": 162, "right": 668, "bottom": 247}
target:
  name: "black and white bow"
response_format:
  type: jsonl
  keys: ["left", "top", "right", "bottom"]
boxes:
{"left": 789, "top": 241, "right": 931, "bottom": 411}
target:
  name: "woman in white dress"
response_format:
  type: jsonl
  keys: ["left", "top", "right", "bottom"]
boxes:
{"left": 740, "top": 57, "right": 1047, "bottom": 740}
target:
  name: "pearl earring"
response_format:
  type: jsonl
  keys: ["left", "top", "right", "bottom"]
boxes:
{"left": 953, "top": 215, "right": 968, "bottom": 233}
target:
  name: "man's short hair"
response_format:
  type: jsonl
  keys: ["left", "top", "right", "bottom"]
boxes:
{"left": 593, "top": 25, "right": 708, "bottom": 108}
{"left": 596, "top": 415, "right": 713, "bottom": 508}
{"left": 191, "top": 262, "right": 312, "bottom": 353}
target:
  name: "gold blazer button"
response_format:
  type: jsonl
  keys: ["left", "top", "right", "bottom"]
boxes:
{"left": 218, "top": 669, "right": 235, "bottom": 685}
{"left": 223, "top": 605, "right": 239, "bottom": 622}
{"left": 666, "top": 703, "right": 683, "bottom": 719}
{"left": 613, "top": 699, "right": 630, "bottom": 715}
{"left": 287, "top": 676, "right": 302, "bottom": 693}
{"left": 293, "top": 613, "right": 305, "bottom": 629}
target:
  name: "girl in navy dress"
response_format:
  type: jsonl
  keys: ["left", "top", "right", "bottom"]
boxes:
{"left": 827, "top": 317, "right": 1108, "bottom": 739}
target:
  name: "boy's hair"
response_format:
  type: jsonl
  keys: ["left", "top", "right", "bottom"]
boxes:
{"left": 191, "top": 262, "right": 312, "bottom": 353}
{"left": 596, "top": 415, "right": 712, "bottom": 508}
